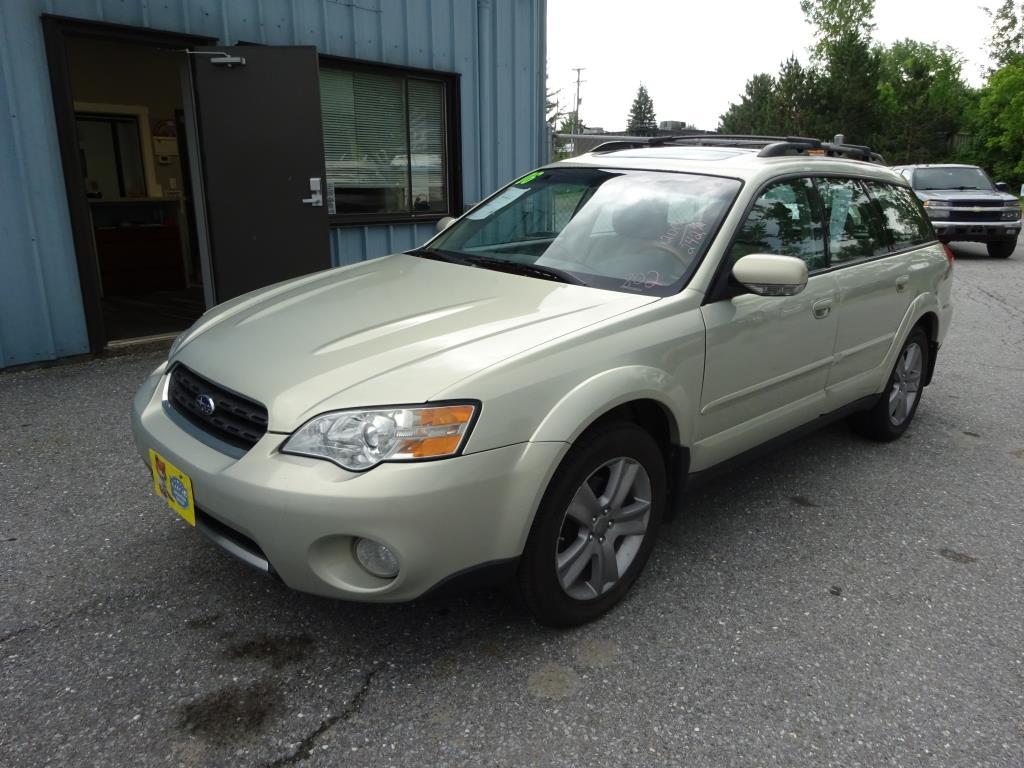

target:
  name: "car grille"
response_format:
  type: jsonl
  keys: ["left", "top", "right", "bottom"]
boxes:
{"left": 948, "top": 208, "right": 1003, "bottom": 222}
{"left": 167, "top": 364, "right": 269, "bottom": 450}
{"left": 952, "top": 199, "right": 1001, "bottom": 207}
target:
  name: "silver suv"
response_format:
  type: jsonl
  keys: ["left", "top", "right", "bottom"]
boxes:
{"left": 893, "top": 164, "right": 1021, "bottom": 258}
{"left": 133, "top": 136, "right": 954, "bottom": 627}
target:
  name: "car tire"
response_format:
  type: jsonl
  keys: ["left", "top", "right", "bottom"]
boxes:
{"left": 516, "top": 422, "right": 666, "bottom": 628}
{"left": 987, "top": 239, "right": 1016, "bottom": 258}
{"left": 851, "top": 327, "right": 930, "bottom": 442}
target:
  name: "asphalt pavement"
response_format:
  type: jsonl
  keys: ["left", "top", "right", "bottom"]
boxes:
{"left": 2, "top": 238, "right": 1022, "bottom": 767}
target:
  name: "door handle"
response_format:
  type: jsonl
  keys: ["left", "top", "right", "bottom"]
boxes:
{"left": 302, "top": 177, "right": 323, "bottom": 207}
{"left": 812, "top": 298, "right": 833, "bottom": 319}
{"left": 895, "top": 275, "right": 909, "bottom": 292}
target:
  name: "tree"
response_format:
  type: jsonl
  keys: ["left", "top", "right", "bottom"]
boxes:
{"left": 962, "top": 56, "right": 1024, "bottom": 187}
{"left": 986, "top": 0, "right": 1024, "bottom": 68}
{"left": 718, "top": 73, "right": 776, "bottom": 134}
{"left": 772, "top": 56, "right": 825, "bottom": 136}
{"left": 546, "top": 88, "right": 565, "bottom": 132}
{"left": 801, "top": 0, "right": 876, "bottom": 57}
{"left": 799, "top": 0, "right": 882, "bottom": 144}
{"left": 718, "top": 0, "right": 974, "bottom": 160}
{"left": 875, "top": 40, "right": 970, "bottom": 163}
{"left": 626, "top": 85, "right": 658, "bottom": 136}
{"left": 546, "top": 89, "right": 570, "bottom": 160}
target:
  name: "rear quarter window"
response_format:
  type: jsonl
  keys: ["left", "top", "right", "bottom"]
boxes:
{"left": 866, "top": 182, "right": 935, "bottom": 250}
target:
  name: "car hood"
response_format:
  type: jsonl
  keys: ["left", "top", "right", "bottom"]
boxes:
{"left": 915, "top": 189, "right": 1018, "bottom": 204}
{"left": 173, "top": 254, "right": 656, "bottom": 431}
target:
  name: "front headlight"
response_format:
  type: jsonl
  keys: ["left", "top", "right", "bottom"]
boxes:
{"left": 282, "top": 403, "right": 478, "bottom": 471}
{"left": 1002, "top": 204, "right": 1021, "bottom": 221}
{"left": 922, "top": 200, "right": 951, "bottom": 219}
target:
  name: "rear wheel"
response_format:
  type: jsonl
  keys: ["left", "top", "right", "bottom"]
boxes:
{"left": 517, "top": 422, "right": 666, "bottom": 628}
{"left": 851, "top": 327, "right": 929, "bottom": 442}
{"left": 987, "top": 239, "right": 1016, "bottom": 258}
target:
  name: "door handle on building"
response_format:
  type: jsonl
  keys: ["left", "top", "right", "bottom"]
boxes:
{"left": 302, "top": 177, "right": 323, "bottom": 207}
{"left": 895, "top": 275, "right": 909, "bottom": 292}
{"left": 812, "top": 297, "right": 833, "bottom": 319}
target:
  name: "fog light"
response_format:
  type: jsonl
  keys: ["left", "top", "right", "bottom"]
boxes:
{"left": 353, "top": 537, "right": 400, "bottom": 579}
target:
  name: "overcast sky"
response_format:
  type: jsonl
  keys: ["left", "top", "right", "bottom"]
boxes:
{"left": 547, "top": 0, "right": 995, "bottom": 132}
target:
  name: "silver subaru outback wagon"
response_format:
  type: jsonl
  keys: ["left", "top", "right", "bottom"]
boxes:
{"left": 133, "top": 135, "right": 953, "bottom": 627}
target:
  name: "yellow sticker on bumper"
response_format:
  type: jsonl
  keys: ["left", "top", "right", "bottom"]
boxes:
{"left": 149, "top": 448, "right": 196, "bottom": 526}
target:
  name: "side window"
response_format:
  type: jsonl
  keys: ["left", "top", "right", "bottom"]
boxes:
{"left": 728, "top": 178, "right": 826, "bottom": 271}
{"left": 866, "top": 182, "right": 934, "bottom": 249}
{"left": 814, "top": 177, "right": 887, "bottom": 263}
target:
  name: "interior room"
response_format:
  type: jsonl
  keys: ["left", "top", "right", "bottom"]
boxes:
{"left": 65, "top": 36, "right": 204, "bottom": 342}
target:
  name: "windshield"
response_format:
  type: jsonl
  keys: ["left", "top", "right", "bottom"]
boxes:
{"left": 420, "top": 168, "right": 741, "bottom": 296}
{"left": 912, "top": 167, "right": 995, "bottom": 191}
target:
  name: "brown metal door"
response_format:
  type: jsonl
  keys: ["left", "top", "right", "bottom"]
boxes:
{"left": 187, "top": 46, "right": 330, "bottom": 303}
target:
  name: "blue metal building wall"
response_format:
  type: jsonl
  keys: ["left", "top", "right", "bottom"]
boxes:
{"left": 0, "top": 0, "right": 547, "bottom": 367}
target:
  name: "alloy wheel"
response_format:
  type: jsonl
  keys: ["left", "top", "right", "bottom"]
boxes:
{"left": 555, "top": 457, "right": 652, "bottom": 600}
{"left": 889, "top": 342, "right": 923, "bottom": 426}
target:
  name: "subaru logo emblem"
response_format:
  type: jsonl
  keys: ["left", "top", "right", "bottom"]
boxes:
{"left": 195, "top": 394, "right": 216, "bottom": 416}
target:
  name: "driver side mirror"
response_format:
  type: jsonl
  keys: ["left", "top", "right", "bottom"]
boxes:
{"left": 436, "top": 216, "right": 456, "bottom": 233}
{"left": 995, "top": 181, "right": 1009, "bottom": 192}
{"left": 732, "top": 254, "right": 808, "bottom": 297}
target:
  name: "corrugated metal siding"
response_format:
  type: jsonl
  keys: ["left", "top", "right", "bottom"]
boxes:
{"left": 0, "top": 0, "right": 546, "bottom": 367}
{"left": 0, "top": 1, "right": 90, "bottom": 367}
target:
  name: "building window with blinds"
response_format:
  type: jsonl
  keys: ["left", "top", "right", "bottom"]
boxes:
{"left": 320, "top": 65, "right": 453, "bottom": 222}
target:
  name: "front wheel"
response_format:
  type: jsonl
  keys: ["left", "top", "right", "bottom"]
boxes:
{"left": 987, "top": 239, "right": 1016, "bottom": 258}
{"left": 851, "top": 327, "right": 929, "bottom": 442}
{"left": 516, "top": 422, "right": 666, "bottom": 628}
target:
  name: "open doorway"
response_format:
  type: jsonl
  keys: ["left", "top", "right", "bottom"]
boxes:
{"left": 64, "top": 36, "right": 204, "bottom": 342}
{"left": 46, "top": 19, "right": 332, "bottom": 353}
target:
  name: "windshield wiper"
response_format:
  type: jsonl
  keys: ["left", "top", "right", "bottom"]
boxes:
{"left": 407, "top": 248, "right": 588, "bottom": 286}
{"left": 468, "top": 256, "right": 589, "bottom": 286}
{"left": 405, "top": 247, "right": 475, "bottom": 266}
{"left": 952, "top": 186, "right": 981, "bottom": 190}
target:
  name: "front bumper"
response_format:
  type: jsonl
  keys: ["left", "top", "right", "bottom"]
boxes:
{"left": 131, "top": 364, "right": 567, "bottom": 602}
{"left": 931, "top": 219, "right": 1020, "bottom": 242}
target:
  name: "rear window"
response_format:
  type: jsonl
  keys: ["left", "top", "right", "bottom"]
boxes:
{"left": 866, "top": 182, "right": 935, "bottom": 250}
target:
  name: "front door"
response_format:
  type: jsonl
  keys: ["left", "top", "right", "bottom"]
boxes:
{"left": 693, "top": 177, "right": 839, "bottom": 469}
{"left": 187, "top": 46, "right": 331, "bottom": 303}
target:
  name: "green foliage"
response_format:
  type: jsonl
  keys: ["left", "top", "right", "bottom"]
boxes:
{"left": 960, "top": 57, "right": 1024, "bottom": 187}
{"left": 720, "top": 0, "right": 976, "bottom": 164}
{"left": 801, "top": 0, "right": 876, "bottom": 57}
{"left": 875, "top": 40, "right": 971, "bottom": 163}
{"left": 772, "top": 57, "right": 824, "bottom": 137}
{"left": 719, "top": 74, "right": 779, "bottom": 134}
{"left": 626, "top": 85, "right": 658, "bottom": 136}
{"left": 546, "top": 89, "right": 565, "bottom": 130}
{"left": 986, "top": 0, "right": 1024, "bottom": 68}
{"left": 819, "top": 32, "right": 882, "bottom": 143}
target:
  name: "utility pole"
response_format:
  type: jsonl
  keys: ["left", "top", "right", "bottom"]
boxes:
{"left": 571, "top": 67, "right": 586, "bottom": 135}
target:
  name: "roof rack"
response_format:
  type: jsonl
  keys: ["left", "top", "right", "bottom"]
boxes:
{"left": 589, "top": 133, "right": 885, "bottom": 164}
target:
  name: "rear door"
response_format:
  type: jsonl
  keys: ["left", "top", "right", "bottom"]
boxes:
{"left": 187, "top": 46, "right": 331, "bottom": 303}
{"left": 821, "top": 179, "right": 930, "bottom": 403}
{"left": 695, "top": 177, "right": 839, "bottom": 469}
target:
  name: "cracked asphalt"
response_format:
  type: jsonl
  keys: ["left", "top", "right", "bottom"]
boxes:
{"left": 2, "top": 239, "right": 1023, "bottom": 767}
